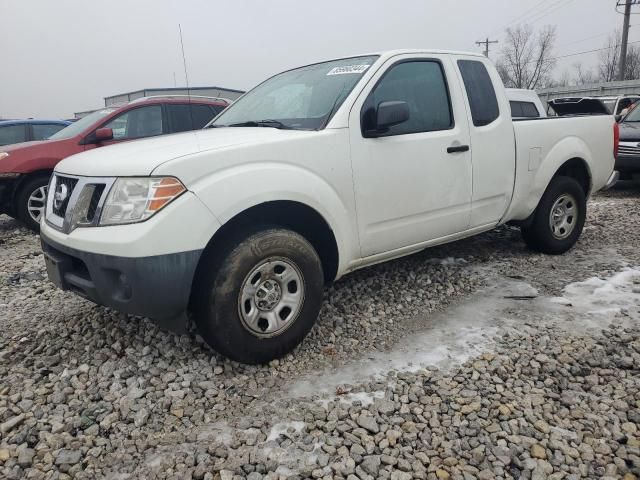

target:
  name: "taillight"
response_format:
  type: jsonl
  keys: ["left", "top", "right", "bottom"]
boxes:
{"left": 614, "top": 121, "right": 620, "bottom": 157}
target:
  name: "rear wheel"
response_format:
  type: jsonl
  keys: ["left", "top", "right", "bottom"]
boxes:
{"left": 521, "top": 176, "right": 586, "bottom": 254}
{"left": 193, "top": 227, "right": 324, "bottom": 364}
{"left": 16, "top": 175, "right": 50, "bottom": 232}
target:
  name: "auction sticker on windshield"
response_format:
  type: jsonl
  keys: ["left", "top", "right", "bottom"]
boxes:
{"left": 327, "top": 65, "right": 370, "bottom": 75}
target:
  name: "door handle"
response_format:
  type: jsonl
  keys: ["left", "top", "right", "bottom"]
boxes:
{"left": 447, "top": 145, "right": 470, "bottom": 153}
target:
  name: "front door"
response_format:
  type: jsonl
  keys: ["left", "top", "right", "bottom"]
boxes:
{"left": 349, "top": 55, "right": 473, "bottom": 257}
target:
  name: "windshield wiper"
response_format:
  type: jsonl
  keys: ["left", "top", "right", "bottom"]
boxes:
{"left": 227, "top": 119, "right": 293, "bottom": 129}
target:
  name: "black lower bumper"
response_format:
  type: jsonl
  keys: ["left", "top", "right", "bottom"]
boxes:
{"left": 615, "top": 155, "right": 640, "bottom": 174}
{"left": 40, "top": 233, "right": 203, "bottom": 332}
{"left": 0, "top": 178, "right": 18, "bottom": 215}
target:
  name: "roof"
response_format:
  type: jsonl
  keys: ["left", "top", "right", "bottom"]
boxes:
{"left": 0, "top": 119, "right": 71, "bottom": 126}
{"left": 104, "top": 85, "right": 245, "bottom": 100}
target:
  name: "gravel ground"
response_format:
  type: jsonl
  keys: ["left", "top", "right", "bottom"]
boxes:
{"left": 0, "top": 184, "right": 639, "bottom": 480}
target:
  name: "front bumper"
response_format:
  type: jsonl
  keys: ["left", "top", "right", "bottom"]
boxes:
{"left": 41, "top": 232, "right": 202, "bottom": 331}
{"left": 0, "top": 177, "right": 19, "bottom": 215}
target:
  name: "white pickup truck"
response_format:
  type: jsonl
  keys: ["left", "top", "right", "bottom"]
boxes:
{"left": 40, "top": 49, "right": 618, "bottom": 364}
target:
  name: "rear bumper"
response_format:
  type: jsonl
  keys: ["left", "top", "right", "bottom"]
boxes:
{"left": 603, "top": 170, "right": 620, "bottom": 190}
{"left": 615, "top": 154, "right": 640, "bottom": 173}
{"left": 41, "top": 232, "right": 202, "bottom": 331}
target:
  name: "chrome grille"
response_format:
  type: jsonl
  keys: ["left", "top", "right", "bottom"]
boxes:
{"left": 51, "top": 176, "right": 78, "bottom": 217}
{"left": 45, "top": 174, "right": 115, "bottom": 233}
{"left": 618, "top": 142, "right": 640, "bottom": 156}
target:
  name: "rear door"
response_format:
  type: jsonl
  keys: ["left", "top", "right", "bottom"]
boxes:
{"left": 455, "top": 56, "right": 515, "bottom": 227}
{"left": 349, "top": 54, "right": 473, "bottom": 257}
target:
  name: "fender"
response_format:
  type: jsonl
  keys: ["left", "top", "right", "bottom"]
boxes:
{"left": 504, "top": 135, "right": 593, "bottom": 222}
{"left": 188, "top": 162, "right": 359, "bottom": 277}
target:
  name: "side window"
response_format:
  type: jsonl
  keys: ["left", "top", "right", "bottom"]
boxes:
{"left": 510, "top": 101, "right": 539, "bottom": 118}
{"left": 509, "top": 101, "right": 523, "bottom": 118}
{"left": 457, "top": 60, "right": 500, "bottom": 126}
{"left": 167, "top": 104, "right": 194, "bottom": 133}
{"left": 32, "top": 123, "right": 67, "bottom": 140}
{"left": 0, "top": 124, "right": 27, "bottom": 146}
{"left": 192, "top": 104, "right": 220, "bottom": 128}
{"left": 103, "top": 105, "right": 163, "bottom": 140}
{"left": 521, "top": 102, "right": 540, "bottom": 117}
{"left": 361, "top": 60, "right": 452, "bottom": 136}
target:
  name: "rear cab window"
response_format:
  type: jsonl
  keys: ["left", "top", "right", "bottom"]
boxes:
{"left": 457, "top": 60, "right": 500, "bottom": 126}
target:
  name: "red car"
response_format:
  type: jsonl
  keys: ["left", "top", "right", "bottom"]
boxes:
{"left": 0, "top": 96, "right": 228, "bottom": 230}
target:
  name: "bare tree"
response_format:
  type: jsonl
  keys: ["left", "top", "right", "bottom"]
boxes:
{"left": 598, "top": 32, "right": 620, "bottom": 82}
{"left": 496, "top": 24, "right": 557, "bottom": 89}
{"left": 624, "top": 44, "right": 640, "bottom": 80}
{"left": 572, "top": 62, "right": 598, "bottom": 85}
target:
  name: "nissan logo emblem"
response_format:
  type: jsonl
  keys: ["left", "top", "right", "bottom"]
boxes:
{"left": 53, "top": 183, "right": 69, "bottom": 210}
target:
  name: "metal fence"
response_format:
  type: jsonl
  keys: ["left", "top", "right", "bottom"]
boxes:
{"left": 537, "top": 79, "right": 640, "bottom": 104}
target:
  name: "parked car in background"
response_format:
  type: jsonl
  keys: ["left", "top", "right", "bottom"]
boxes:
{"left": 615, "top": 103, "right": 640, "bottom": 180}
{"left": 506, "top": 89, "right": 546, "bottom": 119}
{"left": 0, "top": 96, "right": 229, "bottom": 230}
{"left": 40, "top": 49, "right": 617, "bottom": 364}
{"left": 0, "top": 119, "right": 71, "bottom": 146}
{"left": 547, "top": 94, "right": 640, "bottom": 117}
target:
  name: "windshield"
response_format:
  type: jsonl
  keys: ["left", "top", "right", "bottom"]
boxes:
{"left": 48, "top": 108, "right": 116, "bottom": 140}
{"left": 211, "top": 55, "right": 379, "bottom": 130}
{"left": 624, "top": 103, "right": 640, "bottom": 121}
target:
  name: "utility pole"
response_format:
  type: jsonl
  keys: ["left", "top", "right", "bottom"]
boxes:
{"left": 476, "top": 37, "right": 499, "bottom": 58}
{"left": 618, "top": 0, "right": 633, "bottom": 81}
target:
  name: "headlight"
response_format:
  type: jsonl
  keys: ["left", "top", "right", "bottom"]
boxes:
{"left": 100, "top": 177, "right": 186, "bottom": 225}
{"left": 0, "top": 152, "right": 9, "bottom": 161}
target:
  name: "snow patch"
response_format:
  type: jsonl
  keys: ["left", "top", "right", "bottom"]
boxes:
{"left": 550, "top": 267, "right": 640, "bottom": 328}
{"left": 288, "top": 277, "right": 527, "bottom": 398}
{"left": 426, "top": 256, "right": 468, "bottom": 266}
{"left": 266, "top": 420, "right": 306, "bottom": 442}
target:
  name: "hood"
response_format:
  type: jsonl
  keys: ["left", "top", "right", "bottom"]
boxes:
{"left": 0, "top": 138, "right": 72, "bottom": 174}
{"left": 55, "top": 127, "right": 315, "bottom": 177}
{"left": 618, "top": 121, "right": 640, "bottom": 141}
{"left": 548, "top": 98, "right": 610, "bottom": 116}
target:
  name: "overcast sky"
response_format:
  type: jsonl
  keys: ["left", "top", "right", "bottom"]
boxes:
{"left": 0, "top": 0, "right": 634, "bottom": 119}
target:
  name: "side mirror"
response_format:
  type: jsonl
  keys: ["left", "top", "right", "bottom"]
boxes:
{"left": 94, "top": 127, "right": 114, "bottom": 142}
{"left": 615, "top": 114, "right": 623, "bottom": 123}
{"left": 363, "top": 101, "right": 410, "bottom": 137}
{"left": 376, "top": 101, "right": 410, "bottom": 131}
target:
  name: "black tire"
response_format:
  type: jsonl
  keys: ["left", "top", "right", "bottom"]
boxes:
{"left": 193, "top": 227, "right": 324, "bottom": 364}
{"left": 16, "top": 175, "right": 51, "bottom": 232}
{"left": 521, "top": 175, "right": 586, "bottom": 254}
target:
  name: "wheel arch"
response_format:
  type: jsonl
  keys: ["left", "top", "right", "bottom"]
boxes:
{"left": 552, "top": 156, "right": 591, "bottom": 196}
{"left": 192, "top": 200, "right": 340, "bottom": 297}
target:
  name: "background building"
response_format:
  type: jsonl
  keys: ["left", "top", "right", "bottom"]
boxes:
{"left": 74, "top": 86, "right": 244, "bottom": 118}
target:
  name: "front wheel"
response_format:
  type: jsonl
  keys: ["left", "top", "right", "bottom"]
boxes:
{"left": 521, "top": 176, "right": 586, "bottom": 254}
{"left": 16, "top": 175, "right": 50, "bottom": 232}
{"left": 193, "top": 228, "right": 324, "bottom": 364}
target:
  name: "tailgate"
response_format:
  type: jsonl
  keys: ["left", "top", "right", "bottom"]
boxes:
{"left": 548, "top": 98, "right": 610, "bottom": 116}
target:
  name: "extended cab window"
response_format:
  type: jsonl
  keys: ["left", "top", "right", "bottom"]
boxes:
{"left": 457, "top": 60, "right": 499, "bottom": 126}
{"left": 510, "top": 101, "right": 540, "bottom": 118}
{"left": 103, "top": 105, "right": 163, "bottom": 140}
{"left": 362, "top": 60, "right": 452, "bottom": 137}
{"left": 0, "top": 124, "right": 27, "bottom": 145}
